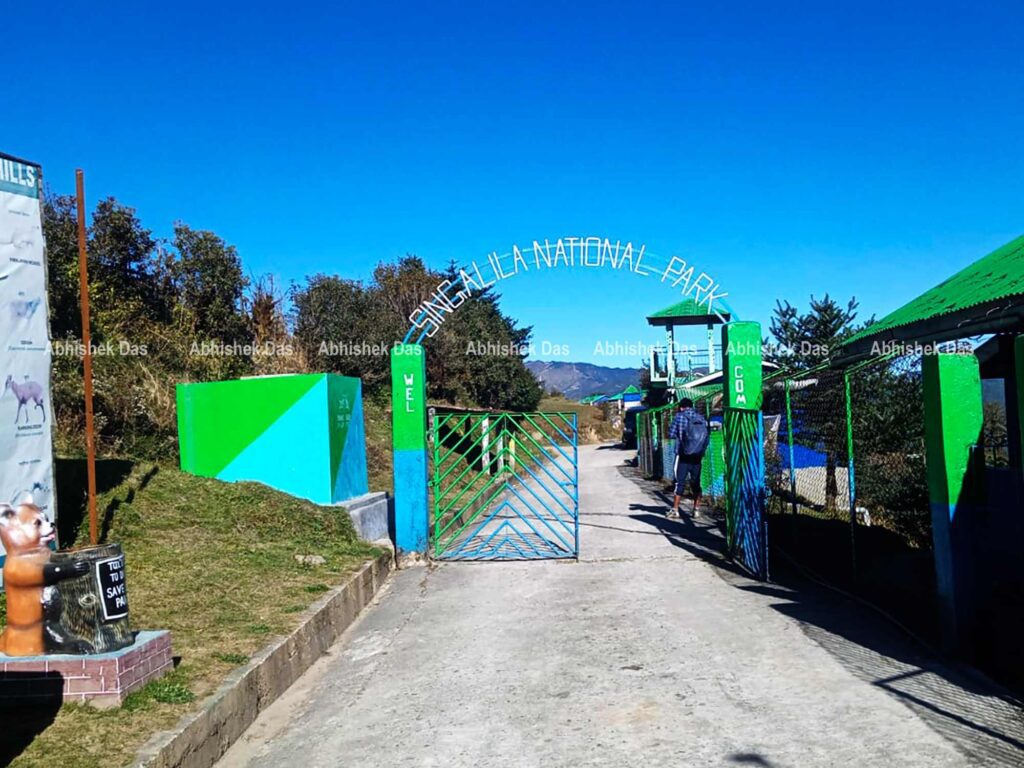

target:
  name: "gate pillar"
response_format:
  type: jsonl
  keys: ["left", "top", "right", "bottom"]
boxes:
{"left": 923, "top": 351, "right": 983, "bottom": 651}
{"left": 722, "top": 321, "right": 768, "bottom": 580}
{"left": 391, "top": 344, "right": 429, "bottom": 557}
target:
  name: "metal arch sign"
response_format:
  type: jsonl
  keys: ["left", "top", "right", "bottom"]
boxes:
{"left": 402, "top": 236, "right": 732, "bottom": 343}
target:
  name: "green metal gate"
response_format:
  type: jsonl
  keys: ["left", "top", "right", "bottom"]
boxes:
{"left": 429, "top": 409, "right": 579, "bottom": 560}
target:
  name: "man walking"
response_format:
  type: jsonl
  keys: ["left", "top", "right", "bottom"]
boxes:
{"left": 667, "top": 398, "right": 709, "bottom": 518}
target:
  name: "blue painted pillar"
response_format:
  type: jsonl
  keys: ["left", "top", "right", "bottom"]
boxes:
{"left": 391, "top": 344, "right": 429, "bottom": 557}
{"left": 922, "top": 352, "right": 983, "bottom": 650}
{"left": 722, "top": 321, "right": 768, "bottom": 580}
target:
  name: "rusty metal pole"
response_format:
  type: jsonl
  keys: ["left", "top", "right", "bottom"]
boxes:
{"left": 75, "top": 169, "right": 98, "bottom": 546}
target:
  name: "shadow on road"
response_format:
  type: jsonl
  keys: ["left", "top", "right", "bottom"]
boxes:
{"left": 617, "top": 464, "right": 1024, "bottom": 767}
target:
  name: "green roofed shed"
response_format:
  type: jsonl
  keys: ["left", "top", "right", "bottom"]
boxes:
{"left": 646, "top": 298, "right": 730, "bottom": 327}
{"left": 837, "top": 235, "right": 1024, "bottom": 363}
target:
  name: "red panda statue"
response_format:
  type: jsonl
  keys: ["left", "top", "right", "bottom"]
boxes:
{"left": 0, "top": 498, "right": 89, "bottom": 656}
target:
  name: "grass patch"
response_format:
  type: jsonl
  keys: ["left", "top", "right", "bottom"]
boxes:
{"left": 212, "top": 652, "right": 249, "bottom": 665}
{"left": 538, "top": 395, "right": 620, "bottom": 444}
{"left": 364, "top": 397, "right": 393, "bottom": 493}
{"left": 4, "top": 463, "right": 380, "bottom": 768}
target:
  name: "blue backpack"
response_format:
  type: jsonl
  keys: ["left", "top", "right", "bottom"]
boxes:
{"left": 677, "top": 411, "right": 709, "bottom": 457}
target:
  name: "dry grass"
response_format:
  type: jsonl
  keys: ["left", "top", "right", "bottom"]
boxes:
{"left": 537, "top": 395, "right": 620, "bottom": 444}
{"left": 3, "top": 464, "right": 379, "bottom": 768}
{"left": 364, "top": 398, "right": 394, "bottom": 493}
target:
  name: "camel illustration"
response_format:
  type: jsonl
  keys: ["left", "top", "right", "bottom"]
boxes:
{"left": 3, "top": 376, "right": 46, "bottom": 425}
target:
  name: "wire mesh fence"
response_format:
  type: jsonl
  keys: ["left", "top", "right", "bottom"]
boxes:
{"left": 635, "top": 390, "right": 726, "bottom": 508}
{"left": 764, "top": 354, "right": 936, "bottom": 636}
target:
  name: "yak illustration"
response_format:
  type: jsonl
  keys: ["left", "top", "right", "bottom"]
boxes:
{"left": 3, "top": 376, "right": 46, "bottom": 425}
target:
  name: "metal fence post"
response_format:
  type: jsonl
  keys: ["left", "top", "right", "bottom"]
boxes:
{"left": 844, "top": 370, "right": 858, "bottom": 577}
{"left": 785, "top": 379, "right": 798, "bottom": 516}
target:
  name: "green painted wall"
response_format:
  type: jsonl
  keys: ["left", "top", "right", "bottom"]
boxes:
{"left": 922, "top": 352, "right": 983, "bottom": 649}
{"left": 923, "top": 354, "right": 983, "bottom": 510}
{"left": 177, "top": 374, "right": 322, "bottom": 477}
{"left": 176, "top": 373, "right": 368, "bottom": 504}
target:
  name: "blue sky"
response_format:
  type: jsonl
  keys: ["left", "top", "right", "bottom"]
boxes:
{"left": 9, "top": 1, "right": 1023, "bottom": 367}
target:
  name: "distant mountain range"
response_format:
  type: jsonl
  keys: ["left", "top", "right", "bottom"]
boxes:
{"left": 526, "top": 360, "right": 640, "bottom": 399}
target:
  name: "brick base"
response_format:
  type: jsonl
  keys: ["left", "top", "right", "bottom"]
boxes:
{"left": 0, "top": 630, "right": 173, "bottom": 708}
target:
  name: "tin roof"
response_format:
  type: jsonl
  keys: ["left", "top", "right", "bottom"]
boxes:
{"left": 646, "top": 299, "right": 729, "bottom": 327}
{"left": 839, "top": 235, "right": 1024, "bottom": 360}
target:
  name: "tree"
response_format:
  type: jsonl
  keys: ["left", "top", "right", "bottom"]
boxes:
{"left": 88, "top": 198, "right": 171, "bottom": 329}
{"left": 41, "top": 192, "right": 82, "bottom": 338}
{"left": 170, "top": 223, "right": 250, "bottom": 346}
{"left": 769, "top": 294, "right": 860, "bottom": 370}
{"left": 291, "top": 275, "right": 393, "bottom": 391}
{"left": 431, "top": 264, "right": 541, "bottom": 411}
{"left": 291, "top": 256, "right": 543, "bottom": 410}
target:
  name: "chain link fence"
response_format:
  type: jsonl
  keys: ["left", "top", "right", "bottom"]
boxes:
{"left": 764, "top": 354, "right": 936, "bottom": 637}
{"left": 635, "top": 389, "right": 726, "bottom": 507}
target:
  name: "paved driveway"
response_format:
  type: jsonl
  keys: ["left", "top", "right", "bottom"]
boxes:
{"left": 218, "top": 444, "right": 1023, "bottom": 767}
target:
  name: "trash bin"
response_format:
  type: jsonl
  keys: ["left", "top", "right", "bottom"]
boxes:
{"left": 48, "top": 543, "right": 134, "bottom": 654}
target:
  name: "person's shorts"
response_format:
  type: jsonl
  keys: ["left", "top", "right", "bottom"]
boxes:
{"left": 674, "top": 457, "right": 703, "bottom": 497}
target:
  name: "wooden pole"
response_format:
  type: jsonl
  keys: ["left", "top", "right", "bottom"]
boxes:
{"left": 75, "top": 170, "right": 98, "bottom": 546}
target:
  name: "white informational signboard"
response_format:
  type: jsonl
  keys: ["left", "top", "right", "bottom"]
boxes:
{"left": 0, "top": 152, "right": 56, "bottom": 565}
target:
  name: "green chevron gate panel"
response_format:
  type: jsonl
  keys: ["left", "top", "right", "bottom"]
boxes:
{"left": 177, "top": 373, "right": 368, "bottom": 504}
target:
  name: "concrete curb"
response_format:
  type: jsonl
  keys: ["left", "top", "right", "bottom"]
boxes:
{"left": 132, "top": 550, "right": 394, "bottom": 768}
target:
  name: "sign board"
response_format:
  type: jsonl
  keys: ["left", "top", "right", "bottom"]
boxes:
{"left": 95, "top": 554, "right": 129, "bottom": 620}
{"left": 722, "top": 321, "right": 763, "bottom": 410}
{"left": 0, "top": 152, "right": 56, "bottom": 567}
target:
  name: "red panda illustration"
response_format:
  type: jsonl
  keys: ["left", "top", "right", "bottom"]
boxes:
{"left": 0, "top": 498, "right": 88, "bottom": 656}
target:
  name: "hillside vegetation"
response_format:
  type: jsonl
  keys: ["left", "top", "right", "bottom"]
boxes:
{"left": 43, "top": 193, "right": 542, "bottom": 463}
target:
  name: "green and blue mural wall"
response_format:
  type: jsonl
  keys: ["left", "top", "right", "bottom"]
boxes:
{"left": 176, "top": 373, "right": 368, "bottom": 504}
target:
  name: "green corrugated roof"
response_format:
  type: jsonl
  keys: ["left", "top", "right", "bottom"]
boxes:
{"left": 647, "top": 298, "right": 730, "bottom": 326}
{"left": 648, "top": 299, "right": 710, "bottom": 319}
{"left": 842, "top": 235, "right": 1024, "bottom": 350}
{"left": 680, "top": 385, "right": 720, "bottom": 401}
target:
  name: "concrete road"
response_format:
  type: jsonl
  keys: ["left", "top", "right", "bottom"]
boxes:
{"left": 219, "top": 444, "right": 1023, "bottom": 768}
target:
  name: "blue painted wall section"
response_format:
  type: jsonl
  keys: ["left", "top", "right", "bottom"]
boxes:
{"left": 391, "top": 344, "right": 429, "bottom": 555}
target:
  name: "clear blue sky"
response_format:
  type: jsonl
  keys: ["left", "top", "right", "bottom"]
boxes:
{"left": 9, "top": 1, "right": 1023, "bottom": 367}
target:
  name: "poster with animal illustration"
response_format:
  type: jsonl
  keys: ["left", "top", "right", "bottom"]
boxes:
{"left": 0, "top": 152, "right": 56, "bottom": 575}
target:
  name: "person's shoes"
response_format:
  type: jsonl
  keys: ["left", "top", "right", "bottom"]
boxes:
{"left": 667, "top": 509, "right": 680, "bottom": 519}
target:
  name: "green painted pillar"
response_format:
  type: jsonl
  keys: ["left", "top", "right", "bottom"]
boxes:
{"left": 391, "top": 344, "right": 429, "bottom": 556}
{"left": 722, "top": 321, "right": 767, "bottom": 579}
{"left": 922, "top": 352, "right": 983, "bottom": 650}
